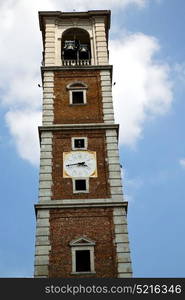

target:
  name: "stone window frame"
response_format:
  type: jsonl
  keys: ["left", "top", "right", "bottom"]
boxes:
{"left": 69, "top": 237, "right": 96, "bottom": 275}
{"left": 71, "top": 137, "right": 88, "bottom": 150}
{"left": 67, "top": 81, "right": 88, "bottom": 105}
{"left": 72, "top": 178, "right": 89, "bottom": 193}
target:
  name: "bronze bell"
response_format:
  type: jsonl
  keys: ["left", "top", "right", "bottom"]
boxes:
{"left": 79, "top": 44, "right": 88, "bottom": 53}
{"left": 64, "top": 40, "right": 76, "bottom": 51}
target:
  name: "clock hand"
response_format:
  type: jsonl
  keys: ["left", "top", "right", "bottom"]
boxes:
{"left": 78, "top": 162, "right": 87, "bottom": 166}
{"left": 66, "top": 163, "right": 79, "bottom": 167}
{"left": 66, "top": 162, "right": 87, "bottom": 167}
{"left": 78, "top": 162, "right": 89, "bottom": 167}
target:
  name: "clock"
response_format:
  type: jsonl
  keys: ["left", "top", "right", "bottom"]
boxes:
{"left": 63, "top": 151, "right": 97, "bottom": 178}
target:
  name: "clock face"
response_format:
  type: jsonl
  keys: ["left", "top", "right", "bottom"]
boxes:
{"left": 63, "top": 151, "right": 97, "bottom": 178}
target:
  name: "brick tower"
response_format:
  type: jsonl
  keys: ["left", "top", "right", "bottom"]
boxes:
{"left": 34, "top": 10, "right": 132, "bottom": 278}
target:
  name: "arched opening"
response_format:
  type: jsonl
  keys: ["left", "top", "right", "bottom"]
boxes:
{"left": 67, "top": 81, "right": 88, "bottom": 105}
{"left": 61, "top": 28, "right": 91, "bottom": 66}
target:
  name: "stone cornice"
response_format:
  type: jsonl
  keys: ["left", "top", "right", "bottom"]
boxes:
{"left": 38, "top": 123, "right": 119, "bottom": 142}
{"left": 41, "top": 65, "right": 113, "bottom": 78}
{"left": 41, "top": 65, "right": 112, "bottom": 71}
{"left": 39, "top": 123, "right": 119, "bottom": 131}
{"left": 39, "top": 10, "right": 111, "bottom": 31}
{"left": 35, "top": 201, "right": 128, "bottom": 214}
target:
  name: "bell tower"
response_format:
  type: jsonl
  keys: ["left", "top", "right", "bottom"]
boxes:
{"left": 34, "top": 10, "right": 132, "bottom": 278}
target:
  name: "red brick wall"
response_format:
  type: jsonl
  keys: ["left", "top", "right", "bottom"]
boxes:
{"left": 53, "top": 70, "right": 103, "bottom": 124}
{"left": 49, "top": 208, "right": 117, "bottom": 277}
{"left": 52, "top": 129, "right": 111, "bottom": 200}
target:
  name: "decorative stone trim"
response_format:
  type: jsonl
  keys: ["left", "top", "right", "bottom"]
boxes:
{"left": 105, "top": 129, "right": 124, "bottom": 200}
{"left": 69, "top": 236, "right": 96, "bottom": 274}
{"left": 34, "top": 209, "right": 51, "bottom": 277}
{"left": 71, "top": 137, "right": 88, "bottom": 150}
{"left": 42, "top": 71, "right": 54, "bottom": 126}
{"left": 39, "top": 123, "right": 119, "bottom": 132}
{"left": 41, "top": 65, "right": 113, "bottom": 73}
{"left": 103, "top": 102, "right": 113, "bottom": 109}
{"left": 113, "top": 207, "right": 132, "bottom": 278}
{"left": 44, "top": 20, "right": 55, "bottom": 66}
{"left": 39, "top": 131, "right": 53, "bottom": 202}
{"left": 94, "top": 17, "right": 108, "bottom": 65}
{"left": 35, "top": 202, "right": 128, "bottom": 210}
{"left": 100, "top": 70, "right": 115, "bottom": 124}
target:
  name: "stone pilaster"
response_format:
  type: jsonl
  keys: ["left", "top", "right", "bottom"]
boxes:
{"left": 34, "top": 209, "right": 51, "bottom": 277}
{"left": 113, "top": 207, "right": 132, "bottom": 278}
{"left": 94, "top": 17, "right": 109, "bottom": 65}
{"left": 44, "top": 19, "right": 55, "bottom": 66}
{"left": 42, "top": 71, "right": 54, "bottom": 126}
{"left": 39, "top": 131, "right": 53, "bottom": 202}
{"left": 100, "top": 70, "right": 115, "bottom": 124}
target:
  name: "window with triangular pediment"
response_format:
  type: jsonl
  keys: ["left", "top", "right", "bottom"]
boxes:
{"left": 69, "top": 236, "right": 96, "bottom": 274}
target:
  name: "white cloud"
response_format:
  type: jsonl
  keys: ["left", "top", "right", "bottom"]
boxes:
{"left": 0, "top": 0, "right": 52, "bottom": 166}
{"left": 49, "top": 0, "right": 147, "bottom": 11}
{"left": 0, "top": 0, "right": 172, "bottom": 165}
{"left": 0, "top": 0, "right": 53, "bottom": 109}
{"left": 179, "top": 158, "right": 185, "bottom": 168}
{"left": 5, "top": 110, "right": 42, "bottom": 165}
{"left": 110, "top": 33, "right": 173, "bottom": 147}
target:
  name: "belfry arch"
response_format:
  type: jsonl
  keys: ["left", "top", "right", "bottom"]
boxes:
{"left": 61, "top": 28, "right": 91, "bottom": 65}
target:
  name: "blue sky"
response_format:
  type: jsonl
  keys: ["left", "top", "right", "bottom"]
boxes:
{"left": 0, "top": 0, "right": 185, "bottom": 277}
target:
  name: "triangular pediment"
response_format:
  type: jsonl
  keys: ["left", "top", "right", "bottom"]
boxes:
{"left": 67, "top": 81, "right": 88, "bottom": 90}
{"left": 69, "top": 236, "right": 95, "bottom": 246}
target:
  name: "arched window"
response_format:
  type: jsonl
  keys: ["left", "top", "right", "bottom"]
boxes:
{"left": 67, "top": 81, "right": 88, "bottom": 105}
{"left": 61, "top": 28, "right": 91, "bottom": 66}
